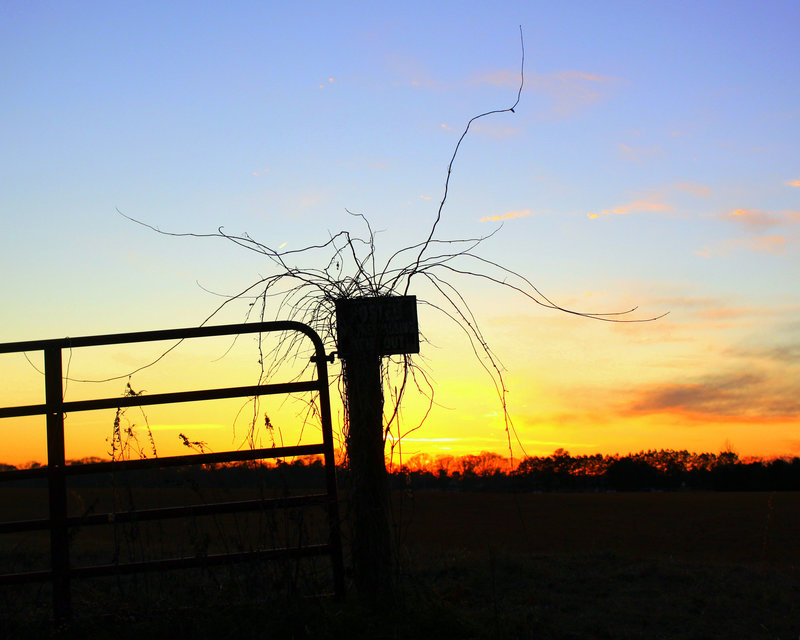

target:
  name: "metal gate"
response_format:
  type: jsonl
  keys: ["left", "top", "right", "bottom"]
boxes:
{"left": 0, "top": 321, "right": 344, "bottom": 620}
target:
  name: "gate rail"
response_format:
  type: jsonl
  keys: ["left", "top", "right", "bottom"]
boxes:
{"left": 0, "top": 321, "right": 344, "bottom": 620}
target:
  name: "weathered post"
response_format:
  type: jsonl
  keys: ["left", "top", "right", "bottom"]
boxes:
{"left": 44, "top": 346, "right": 70, "bottom": 621}
{"left": 335, "top": 296, "right": 419, "bottom": 600}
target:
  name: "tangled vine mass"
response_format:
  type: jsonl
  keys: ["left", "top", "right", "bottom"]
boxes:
{"left": 115, "top": 28, "right": 665, "bottom": 461}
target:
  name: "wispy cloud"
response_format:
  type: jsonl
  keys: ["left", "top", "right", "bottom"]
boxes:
{"left": 674, "top": 182, "right": 712, "bottom": 197}
{"left": 480, "top": 209, "right": 532, "bottom": 222}
{"left": 627, "top": 373, "right": 761, "bottom": 415}
{"left": 701, "top": 208, "right": 800, "bottom": 255}
{"left": 532, "top": 71, "right": 619, "bottom": 117}
{"left": 721, "top": 208, "right": 800, "bottom": 229}
{"left": 590, "top": 194, "right": 673, "bottom": 218}
{"left": 617, "top": 142, "right": 664, "bottom": 163}
{"left": 696, "top": 305, "right": 771, "bottom": 321}
{"left": 721, "top": 208, "right": 783, "bottom": 230}
{"left": 386, "top": 53, "right": 436, "bottom": 88}
{"left": 635, "top": 295, "right": 732, "bottom": 319}
{"left": 589, "top": 182, "right": 711, "bottom": 219}
{"left": 402, "top": 64, "right": 616, "bottom": 117}
{"left": 730, "top": 343, "right": 800, "bottom": 366}
{"left": 648, "top": 295, "right": 785, "bottom": 326}
{"left": 747, "top": 235, "right": 787, "bottom": 253}
{"left": 297, "top": 192, "right": 326, "bottom": 210}
{"left": 625, "top": 371, "right": 800, "bottom": 420}
{"left": 694, "top": 240, "right": 733, "bottom": 258}
{"left": 471, "top": 69, "right": 519, "bottom": 88}
{"left": 613, "top": 198, "right": 673, "bottom": 214}
{"left": 786, "top": 179, "right": 800, "bottom": 187}
{"left": 471, "top": 122, "right": 524, "bottom": 139}
{"left": 472, "top": 69, "right": 618, "bottom": 117}
{"left": 695, "top": 235, "right": 788, "bottom": 257}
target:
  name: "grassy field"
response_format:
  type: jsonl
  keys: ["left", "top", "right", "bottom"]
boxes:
{"left": 394, "top": 490, "right": 800, "bottom": 564}
{"left": 1, "top": 489, "right": 799, "bottom": 639}
{"left": 391, "top": 491, "right": 800, "bottom": 639}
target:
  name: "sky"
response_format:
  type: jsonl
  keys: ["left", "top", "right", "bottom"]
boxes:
{"left": 1, "top": 1, "right": 799, "bottom": 466}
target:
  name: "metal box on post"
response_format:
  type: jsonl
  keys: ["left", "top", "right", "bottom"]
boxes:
{"left": 335, "top": 295, "right": 419, "bottom": 358}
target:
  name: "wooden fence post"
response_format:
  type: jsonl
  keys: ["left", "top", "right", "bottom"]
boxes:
{"left": 45, "top": 346, "right": 70, "bottom": 621}
{"left": 336, "top": 296, "right": 419, "bottom": 601}
{"left": 342, "top": 352, "right": 394, "bottom": 599}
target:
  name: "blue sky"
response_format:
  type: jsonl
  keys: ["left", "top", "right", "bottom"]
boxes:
{"left": 1, "top": 1, "right": 799, "bottom": 463}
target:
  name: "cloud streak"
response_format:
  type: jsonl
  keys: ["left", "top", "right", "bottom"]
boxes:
{"left": 386, "top": 53, "right": 435, "bottom": 88}
{"left": 589, "top": 183, "right": 712, "bottom": 219}
{"left": 747, "top": 235, "right": 787, "bottom": 253}
{"left": 617, "top": 142, "right": 664, "bottom": 163}
{"left": 698, "top": 208, "right": 800, "bottom": 256}
{"left": 674, "top": 183, "right": 712, "bottom": 197}
{"left": 471, "top": 122, "right": 524, "bottom": 139}
{"left": 612, "top": 198, "right": 672, "bottom": 214}
{"left": 730, "top": 343, "right": 800, "bottom": 366}
{"left": 472, "top": 69, "right": 618, "bottom": 117}
{"left": 721, "top": 208, "right": 800, "bottom": 230}
{"left": 471, "top": 69, "right": 519, "bottom": 88}
{"left": 532, "top": 71, "right": 619, "bottom": 117}
{"left": 625, "top": 371, "right": 800, "bottom": 420}
{"left": 695, "top": 236, "right": 788, "bottom": 257}
{"left": 589, "top": 194, "right": 673, "bottom": 218}
{"left": 721, "top": 208, "right": 783, "bottom": 230}
{"left": 480, "top": 209, "right": 532, "bottom": 222}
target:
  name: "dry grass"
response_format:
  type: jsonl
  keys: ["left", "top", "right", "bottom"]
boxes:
{"left": 390, "top": 491, "right": 800, "bottom": 639}
{"left": 2, "top": 490, "right": 800, "bottom": 639}
{"left": 393, "top": 491, "right": 800, "bottom": 565}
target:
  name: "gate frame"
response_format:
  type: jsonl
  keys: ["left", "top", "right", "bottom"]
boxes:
{"left": 0, "top": 321, "right": 345, "bottom": 620}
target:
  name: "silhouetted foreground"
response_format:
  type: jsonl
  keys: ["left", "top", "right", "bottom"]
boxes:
{"left": 392, "top": 448, "right": 800, "bottom": 492}
{"left": 3, "top": 489, "right": 799, "bottom": 639}
{"left": 3, "top": 453, "right": 800, "bottom": 638}
{"left": 4, "top": 448, "right": 800, "bottom": 492}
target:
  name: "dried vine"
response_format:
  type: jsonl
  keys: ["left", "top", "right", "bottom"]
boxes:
{"left": 103, "top": 26, "right": 663, "bottom": 463}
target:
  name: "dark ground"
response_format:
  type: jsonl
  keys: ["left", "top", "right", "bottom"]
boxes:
{"left": 1, "top": 490, "right": 798, "bottom": 639}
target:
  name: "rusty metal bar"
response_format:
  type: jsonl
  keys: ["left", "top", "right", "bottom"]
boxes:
{"left": 0, "top": 517, "right": 50, "bottom": 533}
{"left": 76, "top": 493, "right": 331, "bottom": 526}
{"left": 73, "top": 544, "right": 333, "bottom": 578}
{"left": 0, "top": 493, "right": 333, "bottom": 534}
{"left": 312, "top": 351, "right": 346, "bottom": 597}
{"left": 0, "top": 569, "right": 52, "bottom": 586}
{"left": 0, "top": 465, "right": 49, "bottom": 482}
{"left": 63, "top": 443, "right": 325, "bottom": 475}
{"left": 0, "top": 320, "right": 319, "bottom": 353}
{"left": 0, "top": 545, "right": 333, "bottom": 585}
{"left": 0, "top": 321, "right": 345, "bottom": 616}
{"left": 0, "top": 380, "right": 320, "bottom": 419}
{"left": 0, "top": 442, "right": 325, "bottom": 483}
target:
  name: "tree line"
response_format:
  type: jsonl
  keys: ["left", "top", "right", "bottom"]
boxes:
{"left": 389, "top": 448, "right": 800, "bottom": 492}
{"left": 3, "top": 448, "right": 800, "bottom": 492}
